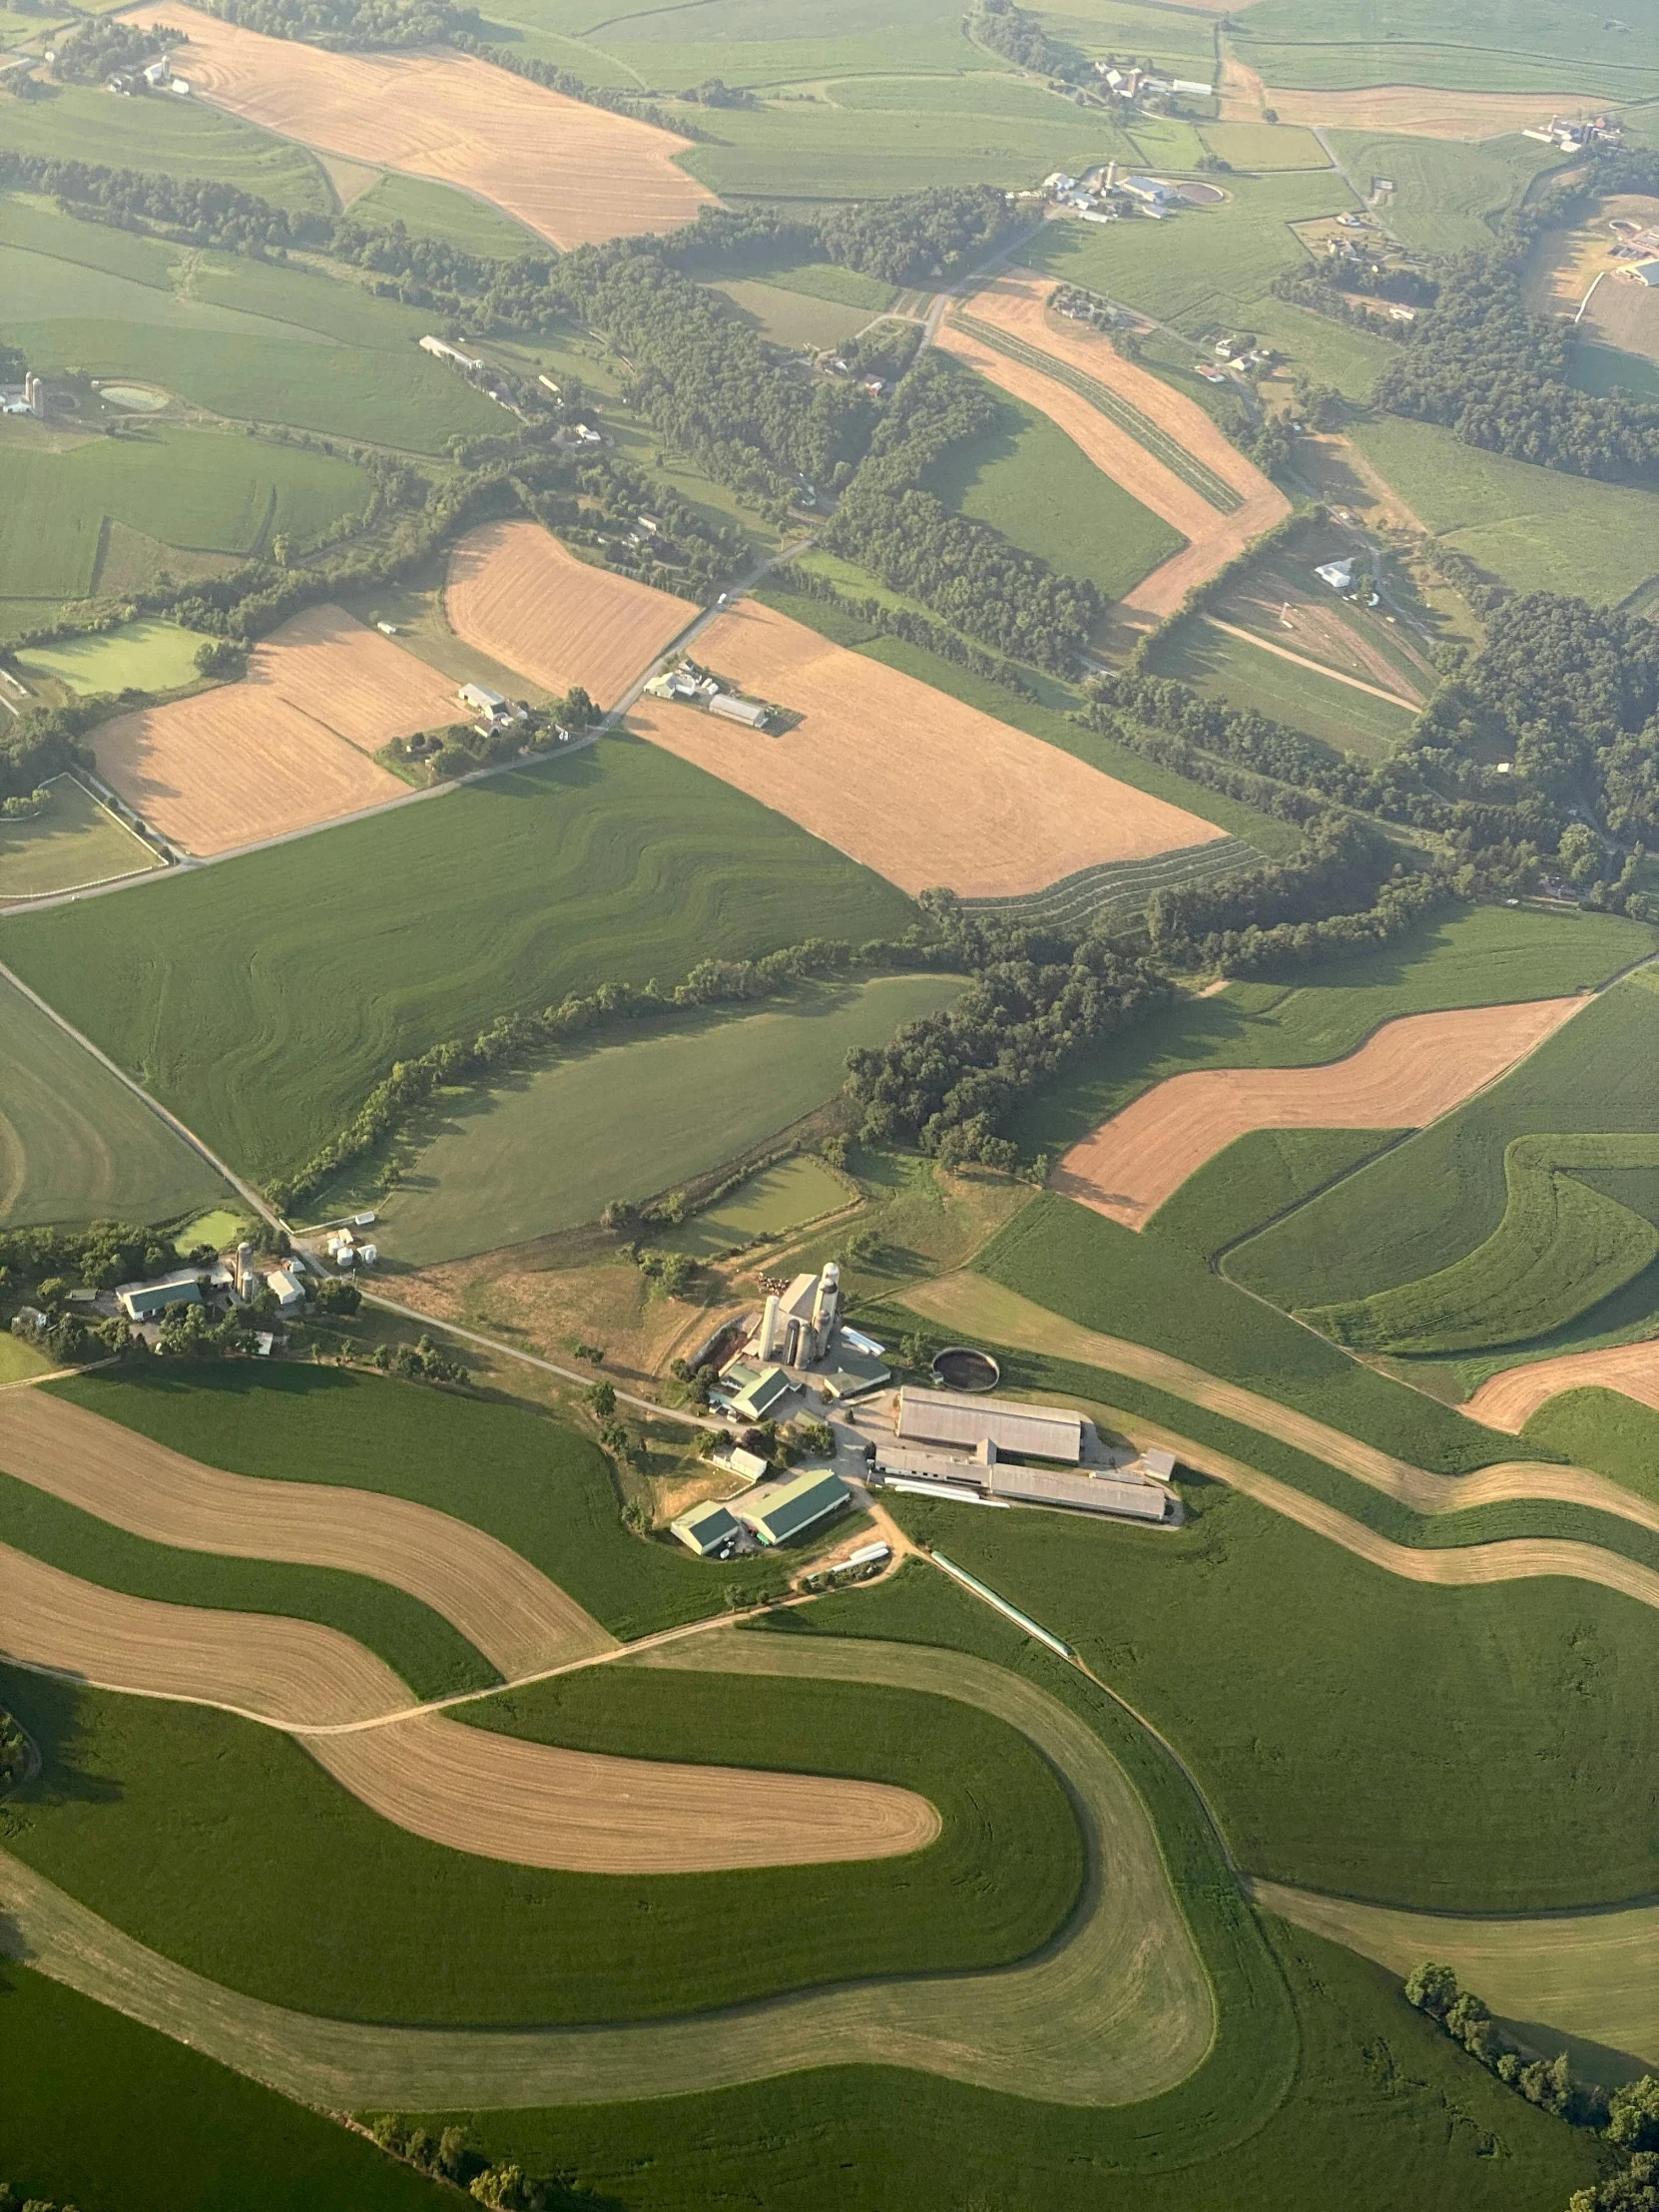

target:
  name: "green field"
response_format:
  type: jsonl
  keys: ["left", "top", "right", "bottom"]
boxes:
{"left": 0, "top": 83, "right": 333, "bottom": 212}
{"left": 1198, "top": 120, "right": 1330, "bottom": 170}
{"left": 1236, "top": 34, "right": 1658, "bottom": 101}
{"left": 0, "top": 1963, "right": 450, "bottom": 2212}
{"left": 1145, "top": 616, "right": 1417, "bottom": 760}
{"left": 48, "top": 1365, "right": 801, "bottom": 1633}
{"left": 1234, "top": 0, "right": 1659, "bottom": 80}
{"left": 0, "top": 776, "right": 160, "bottom": 899}
{"left": 0, "top": 972, "right": 231, "bottom": 1230}
{"left": 1327, "top": 131, "right": 1562, "bottom": 257}
{"left": 1573, "top": 339, "right": 1659, "bottom": 402}
{"left": 1145, "top": 1125, "right": 1397, "bottom": 1254}
{"left": 16, "top": 618, "right": 205, "bottom": 695}
{"left": 0, "top": 1652, "right": 1082, "bottom": 2024}
{"left": 1023, "top": 169, "right": 1355, "bottom": 337}
{"left": 1351, "top": 413, "right": 1659, "bottom": 602}
{"left": 1232, "top": 977, "right": 1659, "bottom": 1323}
{"left": 0, "top": 425, "right": 372, "bottom": 607}
{"left": 345, "top": 170, "right": 542, "bottom": 257}
{"left": 0, "top": 1468, "right": 497, "bottom": 1699}
{"left": 1524, "top": 1387, "right": 1659, "bottom": 1509}
{"left": 1305, "top": 1134, "right": 1659, "bottom": 1355}
{"left": 0, "top": 735, "right": 915, "bottom": 1188}
{"left": 756, "top": 258, "right": 899, "bottom": 312}
{"left": 667, "top": 1152, "right": 852, "bottom": 1257}
{"left": 376, "top": 975, "right": 957, "bottom": 1266}
{"left": 1248, "top": 293, "right": 1399, "bottom": 400}
{"left": 2, "top": 200, "right": 501, "bottom": 453}
{"left": 711, "top": 275, "right": 879, "bottom": 350}
{"left": 923, "top": 381, "right": 1185, "bottom": 601}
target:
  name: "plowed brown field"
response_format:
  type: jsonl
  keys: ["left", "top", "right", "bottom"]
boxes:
{"left": 1218, "top": 58, "right": 1605, "bottom": 138}
{"left": 624, "top": 598, "right": 1224, "bottom": 897}
{"left": 91, "top": 604, "right": 457, "bottom": 853}
{"left": 1053, "top": 996, "right": 1582, "bottom": 1226}
{"left": 937, "top": 274, "right": 1288, "bottom": 622}
{"left": 445, "top": 521, "right": 697, "bottom": 710}
{"left": 308, "top": 1708, "right": 939, "bottom": 1873}
{"left": 0, "top": 1389, "right": 615, "bottom": 1679}
{"left": 121, "top": 6, "right": 716, "bottom": 248}
{"left": 0, "top": 1541, "right": 411, "bottom": 1726}
{"left": 1461, "top": 1340, "right": 1659, "bottom": 1433}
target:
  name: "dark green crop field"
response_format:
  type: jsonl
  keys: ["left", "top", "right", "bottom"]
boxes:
{"left": 1524, "top": 1388, "right": 1659, "bottom": 1511}
{"left": 1144, "top": 1126, "right": 1397, "bottom": 1254}
{"left": 48, "top": 1365, "right": 804, "bottom": 1637}
{"left": 0, "top": 1963, "right": 449, "bottom": 2212}
{"left": 2, "top": 737, "right": 915, "bottom": 1188}
{"left": 881, "top": 1483, "right": 1659, "bottom": 1914}
{"left": 0, "top": 1656, "right": 1081, "bottom": 2025}
{"left": 1232, "top": 976, "right": 1659, "bottom": 1318}
{"left": 0, "top": 1469, "right": 496, "bottom": 1700}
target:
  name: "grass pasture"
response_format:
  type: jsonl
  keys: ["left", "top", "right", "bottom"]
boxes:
{"left": 666, "top": 1153, "right": 852, "bottom": 1259}
{"left": 1327, "top": 131, "right": 1562, "bottom": 257}
{"left": 0, "top": 777, "right": 160, "bottom": 901}
{"left": 0, "top": 1652, "right": 1082, "bottom": 2026}
{"left": 710, "top": 276, "right": 877, "bottom": 350}
{"left": 1231, "top": 979, "right": 1659, "bottom": 1324}
{"left": 0, "top": 973, "right": 230, "bottom": 1231}
{"left": 1350, "top": 415, "right": 1659, "bottom": 603}
{"left": 345, "top": 169, "right": 542, "bottom": 256}
{"left": 0, "top": 426, "right": 372, "bottom": 609}
{"left": 1305, "top": 1135, "right": 1659, "bottom": 1356}
{"left": 0, "top": 82, "right": 333, "bottom": 212}
{"left": 0, "top": 1963, "right": 451, "bottom": 2212}
{"left": 1198, "top": 120, "right": 1330, "bottom": 170}
{"left": 922, "top": 381, "right": 1185, "bottom": 601}
{"left": 0, "top": 736, "right": 916, "bottom": 1188}
{"left": 0, "top": 1469, "right": 498, "bottom": 1701}
{"left": 373, "top": 975, "right": 964, "bottom": 1266}
{"left": 15, "top": 618, "right": 205, "bottom": 697}
{"left": 1524, "top": 1387, "right": 1659, "bottom": 1510}
{"left": 1146, "top": 617, "right": 1417, "bottom": 760}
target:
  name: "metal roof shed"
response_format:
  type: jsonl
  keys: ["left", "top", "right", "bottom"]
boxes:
{"left": 670, "top": 1500, "right": 743, "bottom": 1556}
{"left": 729, "top": 1366, "right": 797, "bottom": 1422}
{"left": 735, "top": 1469, "right": 850, "bottom": 1546}
{"left": 896, "top": 1387, "right": 1083, "bottom": 1464}
{"left": 987, "top": 1465, "right": 1167, "bottom": 1521}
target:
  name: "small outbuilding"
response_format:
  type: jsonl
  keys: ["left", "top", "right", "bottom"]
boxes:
{"left": 670, "top": 1499, "right": 744, "bottom": 1556}
{"left": 1315, "top": 559, "right": 1356, "bottom": 592}
{"left": 707, "top": 691, "right": 774, "bottom": 730}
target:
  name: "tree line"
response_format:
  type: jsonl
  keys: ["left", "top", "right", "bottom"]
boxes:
{"left": 969, "top": 0, "right": 1092, "bottom": 86}
{"left": 52, "top": 15, "right": 183, "bottom": 80}
{"left": 765, "top": 561, "right": 1040, "bottom": 698}
{"left": 826, "top": 351, "right": 1104, "bottom": 672}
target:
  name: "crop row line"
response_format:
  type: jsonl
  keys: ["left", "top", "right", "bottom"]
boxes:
{"left": 952, "top": 315, "right": 1245, "bottom": 514}
{"left": 964, "top": 837, "right": 1250, "bottom": 925}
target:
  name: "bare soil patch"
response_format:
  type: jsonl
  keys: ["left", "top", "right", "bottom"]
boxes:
{"left": 1052, "top": 997, "right": 1583, "bottom": 1227}
{"left": 938, "top": 274, "right": 1289, "bottom": 624}
{"left": 1218, "top": 58, "right": 1606, "bottom": 139}
{"left": 121, "top": 6, "right": 716, "bottom": 249}
{"left": 626, "top": 598, "right": 1224, "bottom": 898}
{"left": 444, "top": 520, "right": 697, "bottom": 711}
{"left": 308, "top": 1709, "right": 939, "bottom": 1873}
{"left": 90, "top": 603, "right": 457, "bottom": 853}
{"left": 0, "top": 1389, "right": 614, "bottom": 1680}
{"left": 1461, "top": 1340, "right": 1659, "bottom": 1433}
{"left": 0, "top": 1540, "right": 411, "bottom": 1726}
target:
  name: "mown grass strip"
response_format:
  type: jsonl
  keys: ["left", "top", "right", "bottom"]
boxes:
{"left": 952, "top": 312, "right": 1245, "bottom": 513}
{"left": 963, "top": 837, "right": 1253, "bottom": 927}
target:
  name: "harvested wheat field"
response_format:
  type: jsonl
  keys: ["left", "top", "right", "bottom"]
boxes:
{"left": 121, "top": 6, "right": 715, "bottom": 248}
{"left": 625, "top": 599, "right": 1223, "bottom": 898}
{"left": 910, "top": 1272, "right": 1659, "bottom": 1543}
{"left": 0, "top": 1389, "right": 615, "bottom": 1680}
{"left": 1254, "top": 1880, "right": 1659, "bottom": 2072}
{"left": 1462, "top": 1339, "right": 1659, "bottom": 1433}
{"left": 308, "top": 1709, "right": 938, "bottom": 1873}
{"left": 1217, "top": 59, "right": 1605, "bottom": 139}
{"left": 445, "top": 521, "right": 697, "bottom": 710}
{"left": 0, "top": 1541, "right": 411, "bottom": 1727}
{"left": 90, "top": 604, "right": 459, "bottom": 854}
{"left": 1054, "top": 997, "right": 1583, "bottom": 1227}
{"left": 938, "top": 274, "right": 1288, "bottom": 623}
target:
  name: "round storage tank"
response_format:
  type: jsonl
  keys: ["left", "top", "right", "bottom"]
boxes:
{"left": 931, "top": 1347, "right": 1000, "bottom": 1392}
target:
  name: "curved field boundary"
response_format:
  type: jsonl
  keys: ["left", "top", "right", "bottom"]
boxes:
{"left": 1, "top": 1389, "right": 616, "bottom": 1681}
{"left": 1463, "top": 1341, "right": 1659, "bottom": 1434}
{"left": 0, "top": 1540, "right": 412, "bottom": 1729}
{"left": 1052, "top": 997, "right": 1584, "bottom": 1229}
{"left": 305, "top": 1706, "right": 938, "bottom": 1874}
{"left": 1306, "top": 1133, "right": 1659, "bottom": 1356}
{"left": 1253, "top": 1880, "right": 1659, "bottom": 2071}
{"left": 905, "top": 1274, "right": 1659, "bottom": 1549}
{"left": 1218, "top": 60, "right": 1617, "bottom": 142}
{"left": 444, "top": 521, "right": 699, "bottom": 713}
{"left": 0, "top": 1631, "right": 1212, "bottom": 2109}
{"left": 951, "top": 311, "right": 1244, "bottom": 512}
{"left": 962, "top": 838, "right": 1252, "bottom": 930}
{"left": 118, "top": 5, "right": 718, "bottom": 250}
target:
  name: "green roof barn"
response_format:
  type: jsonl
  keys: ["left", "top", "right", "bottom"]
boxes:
{"left": 669, "top": 1499, "right": 743, "bottom": 1557}
{"left": 735, "top": 1468, "right": 850, "bottom": 1547}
